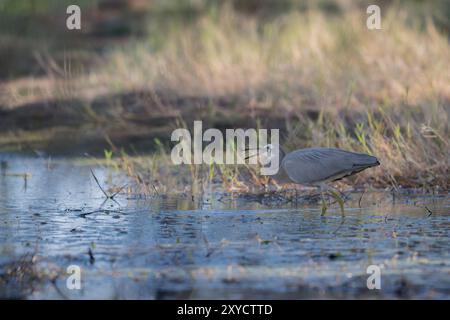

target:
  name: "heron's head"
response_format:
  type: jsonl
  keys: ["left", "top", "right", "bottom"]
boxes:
{"left": 243, "top": 143, "right": 281, "bottom": 175}
{"left": 245, "top": 144, "right": 278, "bottom": 162}
{"left": 260, "top": 144, "right": 275, "bottom": 160}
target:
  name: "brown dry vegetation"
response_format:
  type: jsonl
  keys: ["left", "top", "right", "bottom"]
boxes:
{"left": 0, "top": 0, "right": 449, "bottom": 191}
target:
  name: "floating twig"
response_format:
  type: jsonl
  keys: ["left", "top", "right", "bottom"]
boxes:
{"left": 78, "top": 209, "right": 122, "bottom": 218}
{"left": 90, "top": 169, "right": 109, "bottom": 198}
{"left": 91, "top": 168, "right": 126, "bottom": 201}
{"left": 109, "top": 184, "right": 127, "bottom": 199}
{"left": 88, "top": 247, "right": 95, "bottom": 265}
{"left": 424, "top": 206, "right": 433, "bottom": 217}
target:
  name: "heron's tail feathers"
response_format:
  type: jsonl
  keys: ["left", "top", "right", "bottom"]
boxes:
{"left": 351, "top": 154, "right": 380, "bottom": 169}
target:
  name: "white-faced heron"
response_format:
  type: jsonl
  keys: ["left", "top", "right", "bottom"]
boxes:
{"left": 249, "top": 145, "right": 380, "bottom": 214}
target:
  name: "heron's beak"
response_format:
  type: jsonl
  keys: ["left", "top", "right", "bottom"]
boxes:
{"left": 244, "top": 147, "right": 258, "bottom": 161}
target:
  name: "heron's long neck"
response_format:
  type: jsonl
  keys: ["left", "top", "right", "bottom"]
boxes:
{"left": 278, "top": 148, "right": 286, "bottom": 161}
{"left": 271, "top": 148, "right": 291, "bottom": 183}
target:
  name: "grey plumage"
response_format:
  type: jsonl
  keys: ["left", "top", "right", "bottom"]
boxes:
{"left": 274, "top": 147, "right": 380, "bottom": 186}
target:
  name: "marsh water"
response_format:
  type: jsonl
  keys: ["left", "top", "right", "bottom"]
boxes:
{"left": 0, "top": 154, "right": 449, "bottom": 299}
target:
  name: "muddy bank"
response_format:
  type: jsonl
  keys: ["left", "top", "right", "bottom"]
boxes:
{"left": 0, "top": 91, "right": 315, "bottom": 155}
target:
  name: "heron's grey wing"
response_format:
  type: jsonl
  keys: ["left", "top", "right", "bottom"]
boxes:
{"left": 281, "top": 148, "right": 379, "bottom": 185}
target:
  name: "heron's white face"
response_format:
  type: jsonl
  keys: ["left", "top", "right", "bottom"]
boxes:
{"left": 244, "top": 143, "right": 280, "bottom": 175}
{"left": 260, "top": 144, "right": 274, "bottom": 160}
{"left": 245, "top": 144, "right": 275, "bottom": 161}
{"left": 256, "top": 144, "right": 279, "bottom": 165}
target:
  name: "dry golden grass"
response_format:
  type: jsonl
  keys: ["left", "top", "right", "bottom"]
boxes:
{"left": 1, "top": 4, "right": 449, "bottom": 191}
{"left": 91, "top": 7, "right": 450, "bottom": 109}
{"left": 102, "top": 6, "right": 448, "bottom": 191}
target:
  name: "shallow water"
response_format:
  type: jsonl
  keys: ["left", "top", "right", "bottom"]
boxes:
{"left": 0, "top": 154, "right": 449, "bottom": 299}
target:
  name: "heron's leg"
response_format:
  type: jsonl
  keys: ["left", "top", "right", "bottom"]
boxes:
{"left": 327, "top": 189, "right": 345, "bottom": 216}
{"left": 320, "top": 186, "right": 328, "bottom": 216}
{"left": 327, "top": 185, "right": 348, "bottom": 202}
{"left": 325, "top": 185, "right": 346, "bottom": 212}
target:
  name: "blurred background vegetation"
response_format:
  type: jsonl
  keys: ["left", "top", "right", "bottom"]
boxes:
{"left": 0, "top": 0, "right": 449, "bottom": 190}
{"left": 1, "top": 0, "right": 449, "bottom": 79}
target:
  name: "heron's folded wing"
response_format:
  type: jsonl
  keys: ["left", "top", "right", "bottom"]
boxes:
{"left": 281, "top": 148, "right": 376, "bottom": 185}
